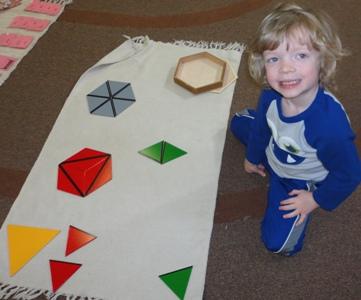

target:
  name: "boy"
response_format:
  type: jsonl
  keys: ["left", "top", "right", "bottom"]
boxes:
{"left": 231, "top": 3, "right": 361, "bottom": 256}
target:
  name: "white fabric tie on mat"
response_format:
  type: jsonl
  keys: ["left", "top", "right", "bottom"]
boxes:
{"left": 0, "top": 0, "right": 70, "bottom": 86}
{"left": 0, "top": 36, "right": 244, "bottom": 299}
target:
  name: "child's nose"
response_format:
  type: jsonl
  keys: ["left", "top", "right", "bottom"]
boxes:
{"left": 279, "top": 59, "right": 295, "bottom": 73}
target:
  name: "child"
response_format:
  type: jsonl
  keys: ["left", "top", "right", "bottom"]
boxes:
{"left": 231, "top": 3, "right": 361, "bottom": 256}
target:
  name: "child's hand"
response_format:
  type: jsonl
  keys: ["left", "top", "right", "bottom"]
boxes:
{"left": 244, "top": 159, "right": 266, "bottom": 177}
{"left": 279, "top": 190, "right": 319, "bottom": 226}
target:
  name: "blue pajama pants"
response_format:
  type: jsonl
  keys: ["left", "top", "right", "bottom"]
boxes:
{"left": 230, "top": 109, "right": 311, "bottom": 256}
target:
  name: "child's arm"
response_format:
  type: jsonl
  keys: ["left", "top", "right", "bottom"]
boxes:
{"left": 312, "top": 137, "right": 361, "bottom": 211}
{"left": 245, "top": 90, "right": 273, "bottom": 166}
{"left": 280, "top": 138, "right": 360, "bottom": 225}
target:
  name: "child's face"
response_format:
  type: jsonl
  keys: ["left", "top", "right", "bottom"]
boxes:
{"left": 263, "top": 36, "right": 321, "bottom": 104}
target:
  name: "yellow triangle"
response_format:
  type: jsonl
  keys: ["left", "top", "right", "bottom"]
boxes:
{"left": 7, "top": 224, "right": 60, "bottom": 276}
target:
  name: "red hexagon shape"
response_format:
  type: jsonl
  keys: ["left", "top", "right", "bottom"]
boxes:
{"left": 57, "top": 148, "right": 112, "bottom": 197}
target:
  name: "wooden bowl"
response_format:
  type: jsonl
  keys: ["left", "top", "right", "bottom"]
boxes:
{"left": 174, "top": 52, "right": 226, "bottom": 94}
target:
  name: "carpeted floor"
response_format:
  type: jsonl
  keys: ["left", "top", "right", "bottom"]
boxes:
{"left": 0, "top": 0, "right": 360, "bottom": 299}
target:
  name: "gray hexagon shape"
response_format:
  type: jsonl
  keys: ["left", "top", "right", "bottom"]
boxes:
{"left": 87, "top": 81, "right": 136, "bottom": 117}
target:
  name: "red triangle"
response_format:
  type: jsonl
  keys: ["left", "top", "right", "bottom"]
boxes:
{"left": 64, "top": 148, "right": 108, "bottom": 162}
{"left": 87, "top": 157, "right": 112, "bottom": 194}
{"left": 61, "top": 156, "right": 108, "bottom": 194}
{"left": 49, "top": 260, "right": 82, "bottom": 292}
{"left": 66, "top": 226, "right": 97, "bottom": 256}
{"left": 57, "top": 167, "right": 82, "bottom": 196}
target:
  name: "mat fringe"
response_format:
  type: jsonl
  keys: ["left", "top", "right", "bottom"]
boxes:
{"left": 125, "top": 35, "right": 246, "bottom": 53}
{"left": 173, "top": 39, "right": 245, "bottom": 52}
{"left": 0, "top": 283, "right": 103, "bottom": 300}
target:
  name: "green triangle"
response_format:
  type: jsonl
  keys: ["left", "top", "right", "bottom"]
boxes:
{"left": 162, "top": 142, "right": 187, "bottom": 164}
{"left": 138, "top": 141, "right": 163, "bottom": 163}
{"left": 139, "top": 141, "right": 187, "bottom": 164}
{"left": 159, "top": 266, "right": 193, "bottom": 300}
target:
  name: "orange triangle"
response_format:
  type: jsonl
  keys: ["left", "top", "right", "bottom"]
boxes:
{"left": 7, "top": 224, "right": 60, "bottom": 276}
{"left": 87, "top": 156, "right": 112, "bottom": 194}
{"left": 65, "top": 225, "right": 97, "bottom": 256}
{"left": 49, "top": 260, "right": 82, "bottom": 292}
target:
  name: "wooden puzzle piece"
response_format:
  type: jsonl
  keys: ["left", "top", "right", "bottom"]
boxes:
{"left": 174, "top": 52, "right": 226, "bottom": 94}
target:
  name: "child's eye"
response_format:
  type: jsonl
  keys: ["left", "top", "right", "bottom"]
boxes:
{"left": 296, "top": 53, "right": 308, "bottom": 60}
{"left": 265, "top": 57, "right": 279, "bottom": 63}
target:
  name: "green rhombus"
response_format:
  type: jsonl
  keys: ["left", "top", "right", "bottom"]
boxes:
{"left": 138, "top": 140, "right": 187, "bottom": 164}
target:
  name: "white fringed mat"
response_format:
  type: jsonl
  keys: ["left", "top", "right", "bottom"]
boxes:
{"left": 0, "top": 36, "right": 243, "bottom": 299}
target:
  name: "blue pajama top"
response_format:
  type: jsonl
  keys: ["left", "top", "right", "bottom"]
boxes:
{"left": 246, "top": 87, "right": 361, "bottom": 211}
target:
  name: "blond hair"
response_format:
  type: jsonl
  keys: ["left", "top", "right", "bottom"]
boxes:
{"left": 248, "top": 3, "right": 348, "bottom": 90}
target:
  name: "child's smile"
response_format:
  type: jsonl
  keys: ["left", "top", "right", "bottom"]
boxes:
{"left": 279, "top": 79, "right": 301, "bottom": 88}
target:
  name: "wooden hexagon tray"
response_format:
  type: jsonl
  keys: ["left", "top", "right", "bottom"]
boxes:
{"left": 174, "top": 52, "right": 227, "bottom": 94}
